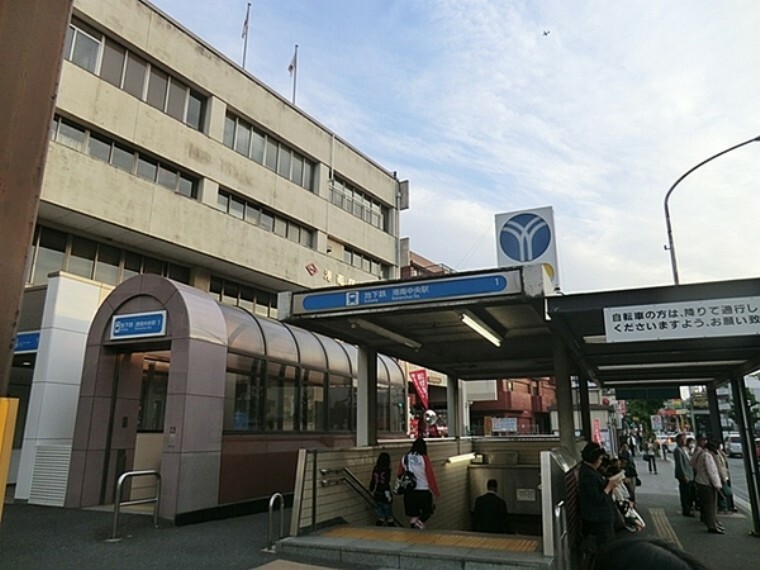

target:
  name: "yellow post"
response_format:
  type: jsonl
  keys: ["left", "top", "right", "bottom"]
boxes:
{"left": 0, "top": 397, "right": 20, "bottom": 523}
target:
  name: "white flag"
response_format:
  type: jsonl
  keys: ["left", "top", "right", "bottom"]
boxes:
{"left": 242, "top": 3, "right": 250, "bottom": 39}
{"left": 288, "top": 48, "right": 297, "bottom": 76}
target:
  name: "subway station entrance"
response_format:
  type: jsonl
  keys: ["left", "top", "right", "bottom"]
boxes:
{"left": 278, "top": 265, "right": 760, "bottom": 564}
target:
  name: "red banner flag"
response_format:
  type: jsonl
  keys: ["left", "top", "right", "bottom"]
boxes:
{"left": 409, "top": 369, "right": 428, "bottom": 409}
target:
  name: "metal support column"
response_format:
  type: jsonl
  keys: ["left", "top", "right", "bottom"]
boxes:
{"left": 356, "top": 346, "right": 377, "bottom": 446}
{"left": 446, "top": 374, "right": 460, "bottom": 438}
{"left": 554, "top": 338, "right": 576, "bottom": 454}
{"left": 706, "top": 385, "right": 722, "bottom": 441}
{"left": 577, "top": 375, "right": 592, "bottom": 441}
{"left": 730, "top": 374, "right": 760, "bottom": 536}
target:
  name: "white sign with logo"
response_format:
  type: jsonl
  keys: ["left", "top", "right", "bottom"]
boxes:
{"left": 495, "top": 206, "right": 560, "bottom": 288}
{"left": 604, "top": 296, "right": 760, "bottom": 343}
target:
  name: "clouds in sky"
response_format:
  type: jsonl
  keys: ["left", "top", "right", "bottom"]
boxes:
{"left": 151, "top": 0, "right": 760, "bottom": 292}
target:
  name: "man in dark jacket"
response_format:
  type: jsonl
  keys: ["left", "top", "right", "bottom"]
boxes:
{"left": 579, "top": 441, "right": 621, "bottom": 548}
{"left": 473, "top": 479, "right": 515, "bottom": 533}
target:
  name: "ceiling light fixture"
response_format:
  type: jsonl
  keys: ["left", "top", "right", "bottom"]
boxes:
{"left": 349, "top": 318, "right": 422, "bottom": 350}
{"left": 460, "top": 311, "right": 502, "bottom": 347}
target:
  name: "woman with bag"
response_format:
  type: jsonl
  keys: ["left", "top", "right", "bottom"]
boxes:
{"left": 397, "top": 437, "right": 439, "bottom": 529}
{"left": 369, "top": 452, "right": 394, "bottom": 526}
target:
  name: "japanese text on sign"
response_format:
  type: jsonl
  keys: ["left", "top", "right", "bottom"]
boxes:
{"left": 603, "top": 296, "right": 760, "bottom": 342}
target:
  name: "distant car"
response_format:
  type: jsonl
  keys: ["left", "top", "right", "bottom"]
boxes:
{"left": 724, "top": 433, "right": 760, "bottom": 458}
{"left": 655, "top": 433, "right": 675, "bottom": 453}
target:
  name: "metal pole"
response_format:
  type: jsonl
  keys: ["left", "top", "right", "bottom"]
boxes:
{"left": 730, "top": 375, "right": 760, "bottom": 535}
{"left": 664, "top": 135, "right": 760, "bottom": 285}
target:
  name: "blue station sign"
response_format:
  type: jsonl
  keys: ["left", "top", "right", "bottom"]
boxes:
{"left": 110, "top": 310, "right": 167, "bottom": 340}
{"left": 14, "top": 331, "right": 40, "bottom": 353}
{"left": 292, "top": 270, "right": 522, "bottom": 315}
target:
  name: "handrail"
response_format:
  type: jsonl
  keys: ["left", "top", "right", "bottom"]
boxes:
{"left": 553, "top": 500, "right": 570, "bottom": 570}
{"left": 264, "top": 492, "right": 285, "bottom": 552}
{"left": 105, "top": 469, "right": 161, "bottom": 542}
{"left": 342, "top": 467, "right": 404, "bottom": 527}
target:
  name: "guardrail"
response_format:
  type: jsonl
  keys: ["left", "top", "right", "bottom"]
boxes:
{"left": 105, "top": 469, "right": 161, "bottom": 542}
{"left": 264, "top": 492, "right": 286, "bottom": 552}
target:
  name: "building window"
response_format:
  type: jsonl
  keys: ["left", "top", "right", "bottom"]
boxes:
{"left": 65, "top": 17, "right": 207, "bottom": 131}
{"left": 330, "top": 176, "right": 389, "bottom": 232}
{"left": 52, "top": 115, "right": 198, "bottom": 199}
{"left": 223, "top": 113, "right": 316, "bottom": 192}
{"left": 209, "top": 276, "right": 277, "bottom": 317}
{"left": 342, "top": 246, "right": 388, "bottom": 278}
{"left": 216, "top": 189, "right": 314, "bottom": 250}
{"left": 27, "top": 225, "right": 191, "bottom": 287}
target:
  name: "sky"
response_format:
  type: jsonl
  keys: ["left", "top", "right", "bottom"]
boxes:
{"left": 150, "top": 0, "right": 760, "bottom": 293}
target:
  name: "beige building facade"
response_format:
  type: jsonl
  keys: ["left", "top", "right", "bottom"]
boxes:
{"left": 10, "top": 0, "right": 408, "bottom": 514}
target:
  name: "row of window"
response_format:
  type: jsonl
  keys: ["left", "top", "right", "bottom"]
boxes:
{"left": 51, "top": 115, "right": 198, "bottom": 198}
{"left": 330, "top": 177, "right": 388, "bottom": 231}
{"left": 26, "top": 226, "right": 190, "bottom": 287}
{"left": 216, "top": 190, "right": 314, "bottom": 249}
{"left": 224, "top": 114, "right": 315, "bottom": 192}
{"left": 65, "top": 18, "right": 205, "bottom": 130}
{"left": 222, "top": 356, "right": 406, "bottom": 433}
{"left": 343, "top": 246, "right": 389, "bottom": 278}
{"left": 209, "top": 276, "right": 278, "bottom": 318}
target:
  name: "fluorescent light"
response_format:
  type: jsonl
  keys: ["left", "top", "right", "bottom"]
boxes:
{"left": 598, "top": 360, "right": 744, "bottom": 371}
{"left": 461, "top": 311, "right": 502, "bottom": 347}
{"left": 445, "top": 452, "right": 476, "bottom": 464}
{"left": 348, "top": 318, "right": 422, "bottom": 350}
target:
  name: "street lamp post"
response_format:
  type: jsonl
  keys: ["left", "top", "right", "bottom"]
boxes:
{"left": 664, "top": 135, "right": 760, "bottom": 285}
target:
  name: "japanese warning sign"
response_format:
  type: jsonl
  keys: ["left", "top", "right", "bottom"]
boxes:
{"left": 603, "top": 296, "right": 760, "bottom": 343}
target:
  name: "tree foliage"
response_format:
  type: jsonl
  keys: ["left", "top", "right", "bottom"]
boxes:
{"left": 727, "top": 387, "right": 760, "bottom": 430}
{"left": 623, "top": 399, "right": 665, "bottom": 430}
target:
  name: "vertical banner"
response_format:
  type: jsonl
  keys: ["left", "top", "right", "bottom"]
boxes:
{"left": 495, "top": 206, "right": 560, "bottom": 288}
{"left": 409, "top": 369, "right": 429, "bottom": 409}
{"left": 650, "top": 415, "right": 662, "bottom": 432}
{"left": 593, "top": 418, "right": 602, "bottom": 444}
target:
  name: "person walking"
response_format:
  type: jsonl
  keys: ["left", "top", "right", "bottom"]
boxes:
{"left": 672, "top": 434, "right": 695, "bottom": 517}
{"left": 693, "top": 440, "right": 725, "bottom": 534}
{"left": 715, "top": 443, "right": 737, "bottom": 513}
{"left": 398, "top": 437, "right": 439, "bottom": 529}
{"left": 473, "top": 479, "right": 515, "bottom": 534}
{"left": 644, "top": 437, "right": 658, "bottom": 474}
{"left": 369, "top": 451, "right": 394, "bottom": 526}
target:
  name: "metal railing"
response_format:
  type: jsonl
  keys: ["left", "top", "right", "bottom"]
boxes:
{"left": 265, "top": 492, "right": 285, "bottom": 552}
{"left": 105, "top": 469, "right": 161, "bottom": 542}
{"left": 553, "top": 500, "right": 571, "bottom": 570}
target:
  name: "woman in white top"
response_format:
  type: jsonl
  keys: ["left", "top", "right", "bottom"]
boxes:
{"left": 694, "top": 440, "right": 724, "bottom": 534}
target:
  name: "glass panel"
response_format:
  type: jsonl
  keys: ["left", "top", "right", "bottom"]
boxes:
{"left": 277, "top": 148, "right": 291, "bottom": 178}
{"left": 223, "top": 116, "right": 236, "bottom": 148}
{"left": 239, "top": 286, "right": 255, "bottom": 312}
{"left": 209, "top": 276, "right": 223, "bottom": 299}
{"left": 389, "top": 385, "right": 406, "bottom": 433}
{"left": 177, "top": 175, "right": 195, "bottom": 198}
{"left": 250, "top": 129, "right": 265, "bottom": 163}
{"left": 245, "top": 203, "right": 259, "bottom": 225}
{"left": 264, "top": 139, "right": 278, "bottom": 170}
{"left": 33, "top": 228, "right": 67, "bottom": 285}
{"left": 291, "top": 155, "right": 303, "bottom": 186}
{"left": 123, "top": 52, "right": 147, "bottom": 99}
{"left": 157, "top": 164, "right": 178, "bottom": 189}
{"left": 302, "top": 160, "right": 313, "bottom": 191}
{"left": 166, "top": 78, "right": 186, "bottom": 120}
{"left": 147, "top": 66, "right": 169, "bottom": 110}
{"left": 287, "top": 223, "right": 300, "bottom": 243}
{"left": 328, "top": 375, "right": 352, "bottom": 431}
{"left": 111, "top": 144, "right": 135, "bottom": 173}
{"left": 142, "top": 256, "right": 163, "bottom": 275}
{"left": 301, "top": 370, "right": 326, "bottom": 431}
{"left": 123, "top": 251, "right": 141, "bottom": 281}
{"left": 376, "top": 383, "right": 390, "bottom": 432}
{"left": 230, "top": 196, "right": 245, "bottom": 219}
{"left": 343, "top": 249, "right": 352, "bottom": 264}
{"left": 222, "top": 281, "right": 239, "bottom": 306}
{"left": 186, "top": 91, "right": 204, "bottom": 130}
{"left": 67, "top": 236, "right": 96, "bottom": 279}
{"left": 167, "top": 264, "right": 190, "bottom": 283}
{"left": 100, "top": 39, "right": 125, "bottom": 87}
{"left": 217, "top": 191, "right": 229, "bottom": 212}
{"left": 136, "top": 156, "right": 158, "bottom": 182}
{"left": 64, "top": 26, "right": 74, "bottom": 59}
{"left": 260, "top": 211, "right": 274, "bottom": 232}
{"left": 273, "top": 217, "right": 287, "bottom": 237}
{"left": 235, "top": 123, "right": 251, "bottom": 156}
{"left": 138, "top": 359, "right": 168, "bottom": 432}
{"left": 265, "top": 363, "right": 297, "bottom": 431}
{"left": 300, "top": 228, "right": 313, "bottom": 248}
{"left": 87, "top": 134, "right": 111, "bottom": 162}
{"left": 57, "top": 120, "right": 86, "bottom": 151}
{"left": 71, "top": 29, "right": 100, "bottom": 73}
{"left": 362, "top": 257, "right": 371, "bottom": 272}
{"left": 94, "top": 244, "right": 120, "bottom": 285}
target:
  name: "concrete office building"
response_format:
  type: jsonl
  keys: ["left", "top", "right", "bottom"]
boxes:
{"left": 8, "top": 0, "right": 409, "bottom": 520}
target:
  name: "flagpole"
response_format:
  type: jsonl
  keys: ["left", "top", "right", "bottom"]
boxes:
{"left": 291, "top": 44, "right": 298, "bottom": 105}
{"left": 242, "top": 2, "right": 251, "bottom": 69}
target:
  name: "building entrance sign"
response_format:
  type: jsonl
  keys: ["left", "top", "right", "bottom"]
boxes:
{"left": 110, "top": 310, "right": 167, "bottom": 340}
{"left": 291, "top": 270, "right": 522, "bottom": 315}
{"left": 604, "top": 296, "right": 760, "bottom": 343}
